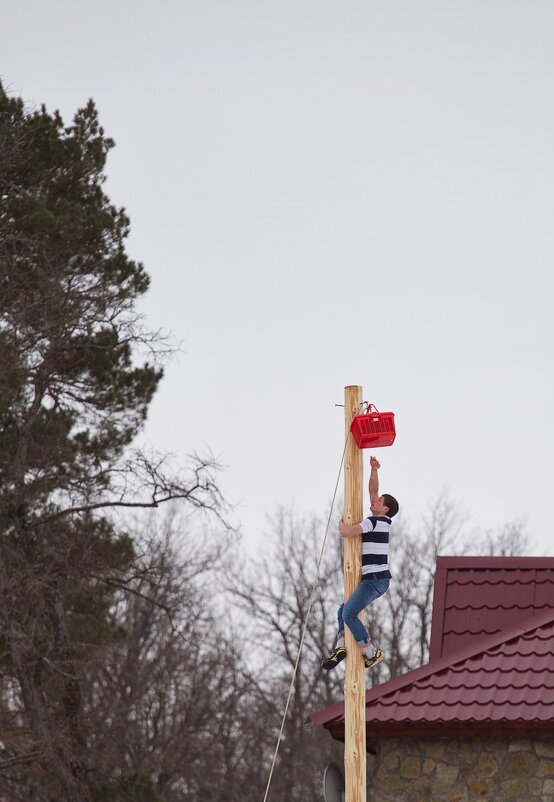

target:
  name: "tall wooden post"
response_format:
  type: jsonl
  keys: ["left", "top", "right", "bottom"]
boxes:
{"left": 343, "top": 385, "right": 366, "bottom": 801}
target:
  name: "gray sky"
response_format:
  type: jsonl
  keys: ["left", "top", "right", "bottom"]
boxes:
{"left": 3, "top": 1, "right": 553, "bottom": 552}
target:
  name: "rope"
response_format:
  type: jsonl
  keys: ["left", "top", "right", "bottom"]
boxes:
{"left": 261, "top": 432, "right": 349, "bottom": 802}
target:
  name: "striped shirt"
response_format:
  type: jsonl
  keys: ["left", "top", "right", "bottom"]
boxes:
{"left": 359, "top": 515, "right": 392, "bottom": 580}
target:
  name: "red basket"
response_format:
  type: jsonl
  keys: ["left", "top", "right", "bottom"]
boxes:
{"left": 350, "top": 404, "right": 396, "bottom": 449}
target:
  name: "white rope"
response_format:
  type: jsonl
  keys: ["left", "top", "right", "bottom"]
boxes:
{"left": 261, "top": 433, "right": 349, "bottom": 802}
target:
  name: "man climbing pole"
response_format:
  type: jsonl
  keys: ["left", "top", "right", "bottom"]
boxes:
{"left": 321, "top": 456, "right": 399, "bottom": 671}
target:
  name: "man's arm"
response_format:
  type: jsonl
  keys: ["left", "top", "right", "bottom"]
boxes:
{"left": 369, "top": 456, "right": 380, "bottom": 503}
{"left": 338, "top": 520, "right": 363, "bottom": 538}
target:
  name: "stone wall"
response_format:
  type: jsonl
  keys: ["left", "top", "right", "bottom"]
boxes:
{"left": 367, "top": 736, "right": 554, "bottom": 801}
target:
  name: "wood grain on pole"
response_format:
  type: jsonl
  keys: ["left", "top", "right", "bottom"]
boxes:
{"left": 343, "top": 385, "right": 366, "bottom": 802}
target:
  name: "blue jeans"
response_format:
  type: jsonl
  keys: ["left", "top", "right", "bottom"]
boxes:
{"left": 337, "top": 575, "right": 390, "bottom": 645}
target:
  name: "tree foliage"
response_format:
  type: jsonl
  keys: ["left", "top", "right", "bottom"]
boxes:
{"left": 0, "top": 83, "right": 224, "bottom": 801}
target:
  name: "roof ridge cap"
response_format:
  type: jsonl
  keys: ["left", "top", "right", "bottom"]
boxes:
{"left": 437, "top": 556, "right": 554, "bottom": 569}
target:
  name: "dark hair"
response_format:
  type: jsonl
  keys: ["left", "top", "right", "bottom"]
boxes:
{"left": 382, "top": 494, "right": 399, "bottom": 518}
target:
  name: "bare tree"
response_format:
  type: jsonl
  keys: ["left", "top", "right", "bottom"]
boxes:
{"left": 80, "top": 511, "right": 266, "bottom": 802}
{"left": 229, "top": 506, "right": 345, "bottom": 802}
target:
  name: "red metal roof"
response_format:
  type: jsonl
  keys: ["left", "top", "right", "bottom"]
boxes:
{"left": 312, "top": 607, "right": 554, "bottom": 738}
{"left": 430, "top": 557, "right": 554, "bottom": 660}
{"left": 311, "top": 557, "right": 554, "bottom": 739}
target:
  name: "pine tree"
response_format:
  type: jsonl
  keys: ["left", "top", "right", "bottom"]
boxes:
{"left": 0, "top": 83, "right": 222, "bottom": 801}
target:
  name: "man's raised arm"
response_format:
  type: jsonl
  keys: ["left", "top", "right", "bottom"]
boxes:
{"left": 369, "top": 456, "right": 380, "bottom": 503}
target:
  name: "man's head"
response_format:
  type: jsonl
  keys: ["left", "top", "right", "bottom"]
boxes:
{"left": 370, "top": 493, "right": 399, "bottom": 518}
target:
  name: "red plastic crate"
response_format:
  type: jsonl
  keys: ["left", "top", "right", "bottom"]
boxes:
{"left": 350, "top": 405, "right": 396, "bottom": 449}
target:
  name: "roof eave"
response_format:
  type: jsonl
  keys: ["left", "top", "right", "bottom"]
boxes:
{"left": 325, "top": 719, "right": 554, "bottom": 741}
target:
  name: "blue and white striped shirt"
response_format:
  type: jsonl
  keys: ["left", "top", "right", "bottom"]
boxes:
{"left": 359, "top": 515, "right": 392, "bottom": 580}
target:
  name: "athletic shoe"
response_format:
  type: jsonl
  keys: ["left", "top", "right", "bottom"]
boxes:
{"left": 321, "top": 646, "right": 347, "bottom": 671}
{"left": 363, "top": 648, "right": 384, "bottom": 669}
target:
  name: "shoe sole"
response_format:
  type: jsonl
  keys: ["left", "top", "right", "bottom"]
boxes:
{"left": 321, "top": 647, "right": 347, "bottom": 671}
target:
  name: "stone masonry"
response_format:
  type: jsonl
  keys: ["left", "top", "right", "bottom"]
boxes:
{"left": 367, "top": 736, "right": 554, "bottom": 802}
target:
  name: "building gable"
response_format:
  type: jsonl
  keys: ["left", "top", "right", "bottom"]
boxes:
{"left": 429, "top": 557, "right": 554, "bottom": 660}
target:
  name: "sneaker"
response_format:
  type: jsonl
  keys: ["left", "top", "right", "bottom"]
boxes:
{"left": 363, "top": 648, "right": 384, "bottom": 669}
{"left": 321, "top": 646, "right": 347, "bottom": 671}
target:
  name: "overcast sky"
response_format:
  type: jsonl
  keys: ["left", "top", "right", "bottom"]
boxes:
{"left": 3, "top": 1, "right": 553, "bottom": 554}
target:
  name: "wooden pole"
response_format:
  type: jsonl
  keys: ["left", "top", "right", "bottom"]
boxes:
{"left": 343, "top": 385, "right": 366, "bottom": 802}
